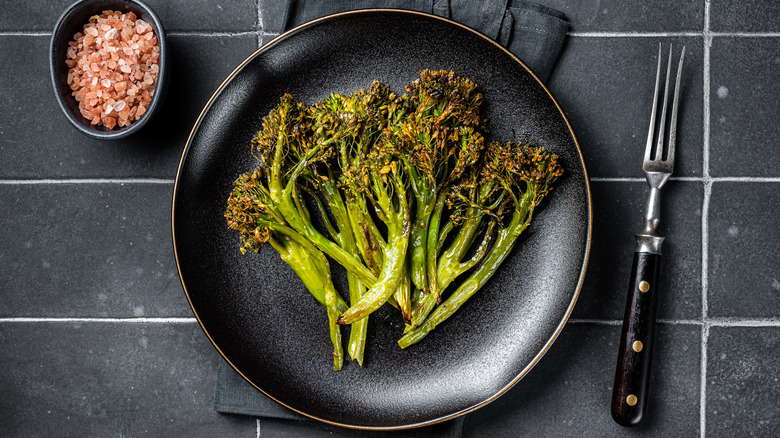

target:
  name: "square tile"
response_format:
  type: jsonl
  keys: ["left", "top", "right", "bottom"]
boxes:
{"left": 575, "top": 181, "right": 703, "bottom": 321}
{"left": 0, "top": 0, "right": 257, "bottom": 32}
{"left": 259, "top": 0, "right": 289, "bottom": 34}
{"left": 549, "top": 37, "right": 703, "bottom": 178}
{"left": 142, "top": 0, "right": 258, "bottom": 32}
{"left": 707, "top": 182, "right": 780, "bottom": 318}
{"left": 0, "top": 183, "right": 188, "bottom": 317}
{"left": 707, "top": 326, "right": 780, "bottom": 437}
{"left": 710, "top": 0, "right": 780, "bottom": 32}
{"left": 462, "top": 323, "right": 701, "bottom": 437}
{"left": 0, "top": 35, "right": 256, "bottom": 179}
{"left": 709, "top": 37, "right": 780, "bottom": 177}
{"left": 0, "top": 322, "right": 256, "bottom": 437}
{"left": 535, "top": 0, "right": 704, "bottom": 32}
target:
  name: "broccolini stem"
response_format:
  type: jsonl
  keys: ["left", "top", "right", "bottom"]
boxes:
{"left": 346, "top": 276, "right": 369, "bottom": 365}
{"left": 325, "top": 287, "right": 344, "bottom": 371}
{"left": 410, "top": 194, "right": 447, "bottom": 328}
{"left": 435, "top": 210, "right": 485, "bottom": 292}
{"left": 277, "top": 190, "right": 377, "bottom": 286}
{"left": 317, "top": 176, "right": 372, "bottom": 366}
{"left": 346, "top": 201, "right": 384, "bottom": 274}
{"left": 409, "top": 200, "right": 433, "bottom": 293}
{"left": 393, "top": 259, "right": 412, "bottom": 325}
{"left": 337, "top": 176, "right": 411, "bottom": 325}
{"left": 272, "top": 233, "right": 346, "bottom": 368}
{"left": 398, "top": 190, "right": 535, "bottom": 348}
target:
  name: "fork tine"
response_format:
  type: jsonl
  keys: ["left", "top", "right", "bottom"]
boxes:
{"left": 654, "top": 44, "right": 674, "bottom": 161}
{"left": 666, "top": 46, "right": 686, "bottom": 165}
{"left": 644, "top": 43, "right": 663, "bottom": 163}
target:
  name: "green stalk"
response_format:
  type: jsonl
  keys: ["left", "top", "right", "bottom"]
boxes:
{"left": 337, "top": 175, "right": 410, "bottom": 325}
{"left": 398, "top": 190, "right": 534, "bottom": 348}
{"left": 435, "top": 211, "right": 485, "bottom": 291}
{"left": 410, "top": 194, "right": 446, "bottom": 327}
{"left": 408, "top": 199, "right": 433, "bottom": 293}
{"left": 393, "top": 258, "right": 412, "bottom": 324}
{"left": 318, "top": 177, "right": 373, "bottom": 365}
{"left": 271, "top": 234, "right": 346, "bottom": 369}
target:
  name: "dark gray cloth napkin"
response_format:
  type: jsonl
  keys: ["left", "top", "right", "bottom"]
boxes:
{"left": 214, "top": 0, "right": 568, "bottom": 434}
{"left": 283, "top": 0, "right": 568, "bottom": 81}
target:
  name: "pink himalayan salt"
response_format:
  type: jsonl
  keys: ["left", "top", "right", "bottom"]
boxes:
{"left": 67, "top": 10, "right": 160, "bottom": 129}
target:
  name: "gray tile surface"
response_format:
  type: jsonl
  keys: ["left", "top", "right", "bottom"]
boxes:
{"left": 0, "top": 0, "right": 258, "bottom": 32}
{"left": 0, "top": 183, "right": 187, "bottom": 317}
{"left": 709, "top": 0, "right": 780, "bottom": 32}
{"left": 536, "top": 0, "right": 704, "bottom": 32}
{"left": 548, "top": 36, "right": 703, "bottom": 178}
{"left": 0, "top": 35, "right": 256, "bottom": 179}
{"left": 2, "top": 0, "right": 779, "bottom": 436}
{"left": 707, "top": 182, "right": 780, "bottom": 318}
{"left": 709, "top": 37, "right": 780, "bottom": 178}
{"left": 575, "top": 181, "right": 702, "bottom": 321}
{"left": 462, "top": 323, "right": 702, "bottom": 437}
{"left": 0, "top": 322, "right": 255, "bottom": 437}
{"left": 707, "top": 326, "right": 780, "bottom": 437}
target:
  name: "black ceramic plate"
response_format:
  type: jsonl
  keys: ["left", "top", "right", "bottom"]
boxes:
{"left": 173, "top": 10, "right": 591, "bottom": 430}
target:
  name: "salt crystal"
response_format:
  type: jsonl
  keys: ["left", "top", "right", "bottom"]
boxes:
{"left": 68, "top": 9, "right": 159, "bottom": 129}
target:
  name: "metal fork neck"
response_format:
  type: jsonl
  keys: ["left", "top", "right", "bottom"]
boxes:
{"left": 635, "top": 186, "right": 665, "bottom": 254}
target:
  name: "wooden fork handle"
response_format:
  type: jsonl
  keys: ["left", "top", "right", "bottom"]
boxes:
{"left": 611, "top": 251, "right": 661, "bottom": 427}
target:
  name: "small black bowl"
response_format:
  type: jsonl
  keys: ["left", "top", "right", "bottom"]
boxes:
{"left": 50, "top": 0, "right": 168, "bottom": 140}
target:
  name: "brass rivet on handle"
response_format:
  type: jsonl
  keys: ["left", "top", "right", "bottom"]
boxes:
{"left": 633, "top": 341, "right": 644, "bottom": 352}
{"left": 626, "top": 394, "right": 638, "bottom": 406}
{"left": 639, "top": 281, "right": 650, "bottom": 292}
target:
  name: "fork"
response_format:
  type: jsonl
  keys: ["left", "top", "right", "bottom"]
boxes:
{"left": 611, "top": 44, "right": 685, "bottom": 427}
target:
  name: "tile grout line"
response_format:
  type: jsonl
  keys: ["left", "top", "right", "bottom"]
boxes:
{"left": 0, "top": 317, "right": 197, "bottom": 323}
{"left": 257, "top": 0, "right": 263, "bottom": 48}
{"left": 709, "top": 318, "right": 780, "bottom": 327}
{"left": 0, "top": 178, "right": 174, "bottom": 184}
{"left": 567, "top": 31, "right": 780, "bottom": 38}
{"left": 700, "top": 2, "right": 711, "bottom": 436}
{"left": 589, "top": 177, "right": 780, "bottom": 182}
